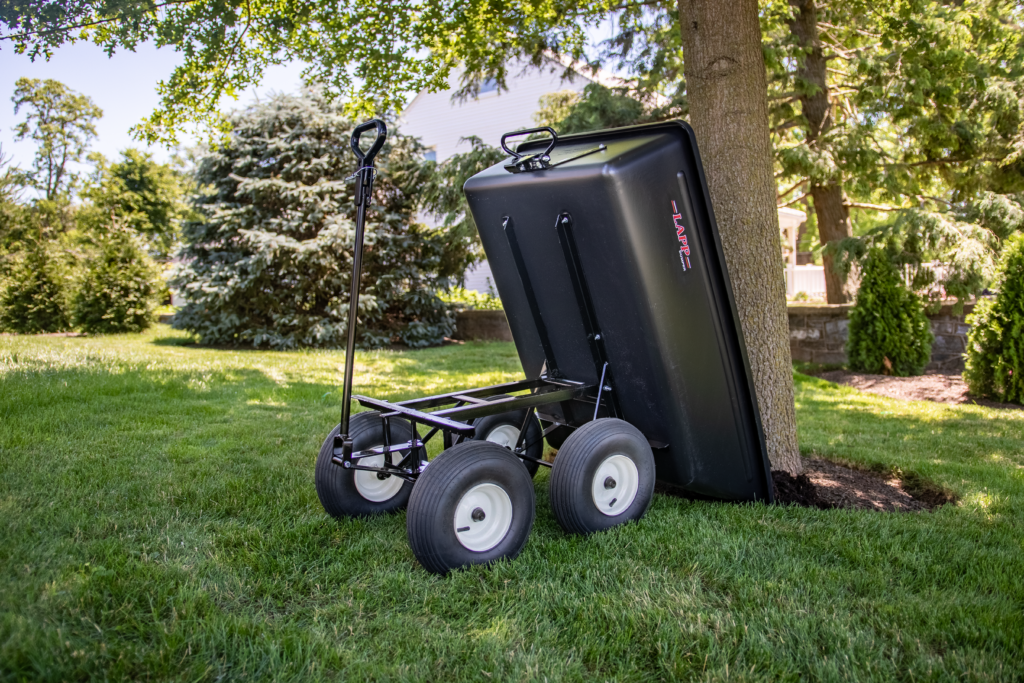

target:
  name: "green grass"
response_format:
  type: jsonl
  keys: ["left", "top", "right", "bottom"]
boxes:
{"left": 1, "top": 326, "right": 1022, "bottom": 682}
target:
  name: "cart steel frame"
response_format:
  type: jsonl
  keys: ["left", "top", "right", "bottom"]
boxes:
{"left": 332, "top": 165, "right": 631, "bottom": 481}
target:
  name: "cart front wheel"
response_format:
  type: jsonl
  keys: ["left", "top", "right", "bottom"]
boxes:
{"left": 549, "top": 418, "right": 655, "bottom": 535}
{"left": 315, "top": 413, "right": 420, "bottom": 518}
{"left": 407, "top": 440, "right": 535, "bottom": 575}
{"left": 472, "top": 396, "right": 544, "bottom": 478}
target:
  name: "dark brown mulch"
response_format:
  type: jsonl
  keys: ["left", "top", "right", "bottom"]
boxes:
{"left": 773, "top": 457, "right": 946, "bottom": 512}
{"left": 816, "top": 369, "right": 1020, "bottom": 410}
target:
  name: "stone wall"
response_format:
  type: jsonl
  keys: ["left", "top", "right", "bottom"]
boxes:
{"left": 788, "top": 301, "right": 975, "bottom": 372}
{"left": 452, "top": 309, "right": 513, "bottom": 342}
{"left": 455, "top": 303, "right": 976, "bottom": 372}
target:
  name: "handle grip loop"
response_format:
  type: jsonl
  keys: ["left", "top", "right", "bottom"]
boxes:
{"left": 351, "top": 119, "right": 388, "bottom": 166}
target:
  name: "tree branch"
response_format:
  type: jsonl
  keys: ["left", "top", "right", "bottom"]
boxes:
{"left": 884, "top": 157, "right": 1002, "bottom": 169}
{"left": 844, "top": 201, "right": 901, "bottom": 212}
{"left": 778, "top": 192, "right": 810, "bottom": 209}
{"left": 0, "top": 0, "right": 202, "bottom": 42}
{"left": 777, "top": 179, "right": 807, "bottom": 200}
{"left": 771, "top": 119, "right": 800, "bottom": 135}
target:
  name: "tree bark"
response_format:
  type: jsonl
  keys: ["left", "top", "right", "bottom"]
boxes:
{"left": 789, "top": 0, "right": 852, "bottom": 304}
{"left": 677, "top": 0, "right": 801, "bottom": 474}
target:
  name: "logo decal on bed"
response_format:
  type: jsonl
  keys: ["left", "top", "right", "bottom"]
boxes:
{"left": 671, "top": 201, "right": 692, "bottom": 271}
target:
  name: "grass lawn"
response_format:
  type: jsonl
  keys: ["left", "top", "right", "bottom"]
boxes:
{"left": 1, "top": 326, "right": 1022, "bottom": 682}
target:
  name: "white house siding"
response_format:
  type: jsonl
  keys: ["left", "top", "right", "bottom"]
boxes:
{"left": 463, "top": 259, "right": 497, "bottom": 295}
{"left": 398, "top": 61, "right": 594, "bottom": 162}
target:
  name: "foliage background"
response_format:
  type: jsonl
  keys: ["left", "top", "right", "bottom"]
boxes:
{"left": 171, "top": 92, "right": 462, "bottom": 349}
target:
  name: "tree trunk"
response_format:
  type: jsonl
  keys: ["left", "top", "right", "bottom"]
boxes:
{"left": 811, "top": 183, "right": 851, "bottom": 302}
{"left": 677, "top": 0, "right": 801, "bottom": 475}
{"left": 789, "top": 0, "right": 852, "bottom": 304}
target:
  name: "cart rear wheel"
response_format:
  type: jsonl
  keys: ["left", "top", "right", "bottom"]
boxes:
{"left": 472, "top": 396, "right": 543, "bottom": 477}
{"left": 407, "top": 440, "right": 535, "bottom": 575}
{"left": 549, "top": 418, "right": 655, "bottom": 535}
{"left": 315, "top": 413, "right": 420, "bottom": 518}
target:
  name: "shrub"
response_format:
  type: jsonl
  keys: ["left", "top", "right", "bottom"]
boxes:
{"left": 171, "top": 92, "right": 460, "bottom": 349}
{"left": 964, "top": 235, "right": 1024, "bottom": 403}
{"left": 438, "top": 285, "right": 502, "bottom": 310}
{"left": 72, "top": 227, "right": 160, "bottom": 334}
{"left": 846, "top": 248, "right": 933, "bottom": 376}
{"left": 0, "top": 243, "right": 70, "bottom": 333}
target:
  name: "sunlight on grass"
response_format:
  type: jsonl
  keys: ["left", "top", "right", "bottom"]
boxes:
{"left": 0, "top": 327, "right": 1022, "bottom": 681}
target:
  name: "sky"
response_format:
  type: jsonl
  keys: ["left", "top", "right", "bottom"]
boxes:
{"left": 0, "top": 21, "right": 617, "bottom": 183}
{"left": 0, "top": 41, "right": 308, "bottom": 176}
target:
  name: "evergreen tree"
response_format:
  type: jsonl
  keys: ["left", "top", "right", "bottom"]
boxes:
{"left": 71, "top": 225, "right": 160, "bottom": 334}
{"left": 0, "top": 242, "right": 70, "bottom": 333}
{"left": 171, "top": 92, "right": 457, "bottom": 349}
{"left": 846, "top": 249, "right": 934, "bottom": 376}
{"left": 964, "top": 235, "right": 1024, "bottom": 404}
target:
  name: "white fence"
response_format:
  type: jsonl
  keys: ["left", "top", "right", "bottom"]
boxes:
{"left": 785, "top": 265, "right": 827, "bottom": 299}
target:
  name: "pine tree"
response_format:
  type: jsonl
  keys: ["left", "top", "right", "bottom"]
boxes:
{"left": 0, "top": 242, "right": 70, "bottom": 333}
{"left": 72, "top": 226, "right": 160, "bottom": 334}
{"left": 846, "top": 249, "right": 933, "bottom": 376}
{"left": 171, "top": 92, "right": 458, "bottom": 349}
{"left": 964, "top": 235, "right": 1024, "bottom": 404}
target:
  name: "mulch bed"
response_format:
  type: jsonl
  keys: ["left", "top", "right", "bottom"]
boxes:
{"left": 772, "top": 457, "right": 946, "bottom": 512}
{"left": 765, "top": 367, "right": 1014, "bottom": 511}
{"left": 816, "top": 369, "right": 1020, "bottom": 410}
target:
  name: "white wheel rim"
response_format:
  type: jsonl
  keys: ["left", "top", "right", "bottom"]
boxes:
{"left": 485, "top": 424, "right": 520, "bottom": 449}
{"left": 592, "top": 454, "right": 639, "bottom": 517}
{"left": 454, "top": 483, "right": 513, "bottom": 552}
{"left": 354, "top": 444, "right": 405, "bottom": 502}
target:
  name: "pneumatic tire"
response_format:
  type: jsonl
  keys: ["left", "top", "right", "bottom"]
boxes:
{"left": 472, "top": 395, "right": 543, "bottom": 477}
{"left": 549, "top": 418, "right": 655, "bottom": 535}
{"left": 407, "top": 440, "right": 535, "bottom": 575}
{"left": 315, "top": 412, "right": 422, "bottom": 518}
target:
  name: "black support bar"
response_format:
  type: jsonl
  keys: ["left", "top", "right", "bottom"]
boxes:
{"left": 503, "top": 216, "right": 560, "bottom": 377}
{"left": 553, "top": 212, "right": 621, "bottom": 418}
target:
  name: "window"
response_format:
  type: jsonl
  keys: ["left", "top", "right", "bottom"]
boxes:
{"left": 423, "top": 149, "right": 437, "bottom": 162}
{"left": 478, "top": 78, "right": 499, "bottom": 95}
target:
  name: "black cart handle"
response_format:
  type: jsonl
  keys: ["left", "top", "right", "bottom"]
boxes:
{"left": 351, "top": 119, "right": 388, "bottom": 166}
{"left": 501, "top": 127, "right": 557, "bottom": 161}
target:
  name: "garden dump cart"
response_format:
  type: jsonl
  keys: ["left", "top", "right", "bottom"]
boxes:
{"left": 316, "top": 119, "right": 774, "bottom": 575}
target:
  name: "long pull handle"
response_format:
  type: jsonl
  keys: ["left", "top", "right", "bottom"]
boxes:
{"left": 339, "top": 119, "right": 388, "bottom": 450}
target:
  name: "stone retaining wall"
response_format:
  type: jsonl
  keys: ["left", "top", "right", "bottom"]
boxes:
{"left": 788, "top": 301, "right": 974, "bottom": 372}
{"left": 452, "top": 309, "right": 513, "bottom": 342}
{"left": 455, "top": 303, "right": 976, "bottom": 372}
